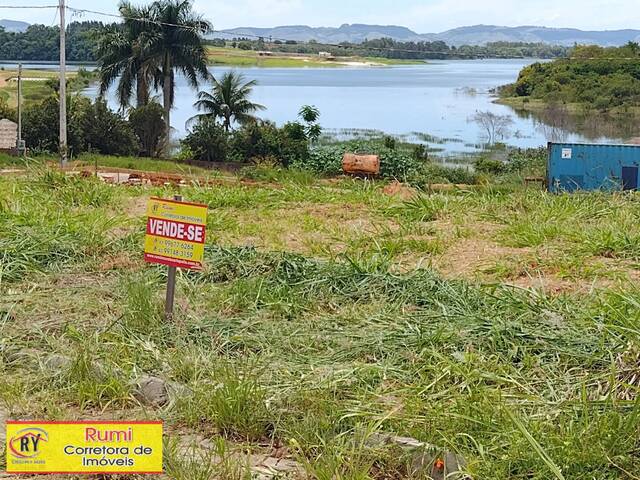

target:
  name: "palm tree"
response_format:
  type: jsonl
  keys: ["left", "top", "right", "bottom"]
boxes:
{"left": 97, "top": 3, "right": 160, "bottom": 108}
{"left": 190, "top": 71, "right": 265, "bottom": 132}
{"left": 138, "top": 0, "right": 212, "bottom": 140}
{"left": 98, "top": 0, "right": 211, "bottom": 144}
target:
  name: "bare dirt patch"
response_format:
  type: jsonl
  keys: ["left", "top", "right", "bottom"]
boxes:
{"left": 435, "top": 236, "right": 531, "bottom": 279}
{"left": 125, "top": 195, "right": 149, "bottom": 217}
{"left": 383, "top": 181, "right": 417, "bottom": 200}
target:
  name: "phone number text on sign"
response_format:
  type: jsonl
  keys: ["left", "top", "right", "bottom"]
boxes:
{"left": 144, "top": 197, "right": 208, "bottom": 270}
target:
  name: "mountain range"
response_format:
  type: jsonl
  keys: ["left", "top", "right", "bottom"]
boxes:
{"left": 215, "top": 24, "right": 640, "bottom": 47}
{"left": 2, "top": 18, "right": 639, "bottom": 47}
{"left": 0, "top": 19, "right": 30, "bottom": 33}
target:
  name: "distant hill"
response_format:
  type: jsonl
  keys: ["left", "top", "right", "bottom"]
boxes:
{"left": 220, "top": 24, "right": 424, "bottom": 44}
{"left": 0, "top": 19, "right": 29, "bottom": 33}
{"left": 435, "top": 25, "right": 640, "bottom": 47}
{"left": 214, "top": 24, "right": 640, "bottom": 47}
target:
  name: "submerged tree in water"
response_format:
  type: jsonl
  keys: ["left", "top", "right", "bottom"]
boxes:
{"left": 470, "top": 110, "right": 514, "bottom": 145}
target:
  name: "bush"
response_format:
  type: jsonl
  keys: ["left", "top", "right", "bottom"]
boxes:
{"left": 295, "top": 141, "right": 424, "bottom": 180}
{"left": 129, "top": 102, "right": 166, "bottom": 158}
{"left": 180, "top": 119, "right": 309, "bottom": 165}
{"left": 23, "top": 96, "right": 138, "bottom": 157}
{"left": 506, "top": 147, "right": 547, "bottom": 176}
{"left": 413, "top": 163, "right": 477, "bottom": 185}
{"left": 83, "top": 99, "right": 139, "bottom": 156}
{"left": 474, "top": 158, "right": 507, "bottom": 175}
{"left": 230, "top": 120, "right": 308, "bottom": 166}
{"left": 180, "top": 118, "right": 229, "bottom": 162}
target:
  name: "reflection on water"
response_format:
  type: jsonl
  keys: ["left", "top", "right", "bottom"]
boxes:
{"left": 512, "top": 103, "right": 640, "bottom": 144}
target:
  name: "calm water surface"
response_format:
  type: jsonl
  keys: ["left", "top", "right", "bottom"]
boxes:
{"left": 4, "top": 60, "right": 635, "bottom": 155}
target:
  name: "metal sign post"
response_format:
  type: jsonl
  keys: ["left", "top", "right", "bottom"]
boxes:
{"left": 164, "top": 195, "right": 182, "bottom": 321}
{"left": 59, "top": 0, "right": 68, "bottom": 167}
{"left": 144, "top": 195, "right": 208, "bottom": 322}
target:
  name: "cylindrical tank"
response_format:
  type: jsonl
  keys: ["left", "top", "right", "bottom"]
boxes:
{"left": 342, "top": 153, "right": 380, "bottom": 175}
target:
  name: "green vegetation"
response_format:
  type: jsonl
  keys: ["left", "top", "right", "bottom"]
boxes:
{"left": 205, "top": 46, "right": 415, "bottom": 67}
{"left": 0, "top": 67, "right": 96, "bottom": 108}
{"left": 22, "top": 96, "right": 138, "bottom": 156}
{"left": 500, "top": 42, "right": 640, "bottom": 112}
{"left": 222, "top": 37, "right": 570, "bottom": 61}
{"left": 0, "top": 161, "right": 639, "bottom": 479}
{"left": 0, "top": 21, "right": 105, "bottom": 61}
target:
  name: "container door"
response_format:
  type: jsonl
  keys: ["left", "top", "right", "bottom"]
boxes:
{"left": 622, "top": 166, "right": 638, "bottom": 191}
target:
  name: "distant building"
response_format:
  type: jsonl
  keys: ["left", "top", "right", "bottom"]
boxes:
{"left": 318, "top": 51, "right": 335, "bottom": 59}
{"left": 0, "top": 119, "right": 17, "bottom": 153}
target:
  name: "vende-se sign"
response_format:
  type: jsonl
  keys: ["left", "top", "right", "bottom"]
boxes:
{"left": 144, "top": 197, "right": 208, "bottom": 270}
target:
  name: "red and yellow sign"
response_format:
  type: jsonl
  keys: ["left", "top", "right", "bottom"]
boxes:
{"left": 144, "top": 197, "right": 208, "bottom": 270}
{"left": 5, "top": 420, "right": 163, "bottom": 474}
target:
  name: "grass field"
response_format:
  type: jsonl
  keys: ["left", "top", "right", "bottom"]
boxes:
{"left": 0, "top": 68, "right": 92, "bottom": 107}
{"left": 206, "top": 46, "right": 423, "bottom": 68}
{"left": 0, "top": 158, "right": 639, "bottom": 479}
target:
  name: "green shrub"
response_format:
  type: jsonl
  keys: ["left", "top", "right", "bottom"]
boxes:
{"left": 181, "top": 119, "right": 309, "bottom": 165}
{"left": 129, "top": 102, "right": 166, "bottom": 158}
{"left": 180, "top": 118, "right": 229, "bottom": 162}
{"left": 230, "top": 120, "right": 308, "bottom": 166}
{"left": 23, "top": 96, "right": 138, "bottom": 157}
{"left": 296, "top": 141, "right": 424, "bottom": 180}
{"left": 475, "top": 158, "right": 507, "bottom": 175}
{"left": 413, "top": 163, "right": 477, "bottom": 185}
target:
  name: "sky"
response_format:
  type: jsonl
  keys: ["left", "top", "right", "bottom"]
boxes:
{"left": 4, "top": 0, "right": 640, "bottom": 32}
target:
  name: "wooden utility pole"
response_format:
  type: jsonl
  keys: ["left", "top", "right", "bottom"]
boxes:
{"left": 59, "top": 0, "right": 67, "bottom": 167}
{"left": 17, "top": 63, "right": 21, "bottom": 153}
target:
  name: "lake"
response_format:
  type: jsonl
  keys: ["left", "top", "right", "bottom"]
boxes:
{"left": 4, "top": 60, "right": 637, "bottom": 155}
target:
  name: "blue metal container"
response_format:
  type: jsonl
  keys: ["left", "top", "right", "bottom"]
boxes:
{"left": 548, "top": 142, "right": 640, "bottom": 192}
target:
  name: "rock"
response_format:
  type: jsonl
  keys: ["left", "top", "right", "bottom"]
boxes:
{"left": 251, "top": 454, "right": 304, "bottom": 479}
{"left": 366, "top": 433, "right": 469, "bottom": 479}
{"left": 44, "top": 354, "right": 72, "bottom": 372}
{"left": 3, "top": 347, "right": 40, "bottom": 367}
{"left": 134, "top": 375, "right": 169, "bottom": 406}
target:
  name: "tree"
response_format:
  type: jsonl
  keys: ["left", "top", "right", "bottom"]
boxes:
{"left": 469, "top": 111, "right": 514, "bottom": 144}
{"left": 298, "top": 105, "right": 322, "bottom": 144}
{"left": 129, "top": 102, "right": 167, "bottom": 157}
{"left": 136, "top": 0, "right": 212, "bottom": 141}
{"left": 190, "top": 71, "right": 265, "bottom": 132}
{"left": 97, "top": 3, "right": 160, "bottom": 109}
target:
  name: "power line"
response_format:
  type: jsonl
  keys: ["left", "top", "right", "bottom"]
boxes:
{"left": 0, "top": 4, "right": 58, "bottom": 8}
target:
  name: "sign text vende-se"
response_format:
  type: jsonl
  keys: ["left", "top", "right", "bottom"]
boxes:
{"left": 144, "top": 197, "right": 208, "bottom": 270}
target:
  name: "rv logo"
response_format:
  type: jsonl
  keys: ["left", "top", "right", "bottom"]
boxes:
{"left": 8, "top": 427, "right": 49, "bottom": 459}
